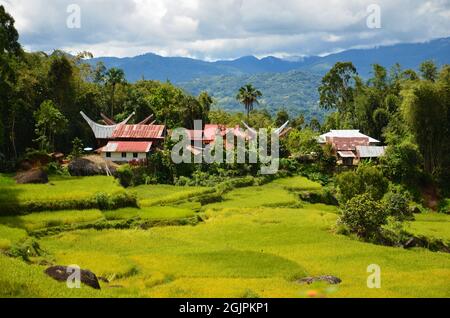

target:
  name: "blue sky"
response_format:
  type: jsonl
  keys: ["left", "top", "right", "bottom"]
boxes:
{"left": 1, "top": 0, "right": 450, "bottom": 60}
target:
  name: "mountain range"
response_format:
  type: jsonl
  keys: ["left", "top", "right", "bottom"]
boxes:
{"left": 89, "top": 37, "right": 450, "bottom": 82}
{"left": 88, "top": 37, "right": 450, "bottom": 118}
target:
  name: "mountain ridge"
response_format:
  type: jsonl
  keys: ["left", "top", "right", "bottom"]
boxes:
{"left": 87, "top": 37, "right": 450, "bottom": 82}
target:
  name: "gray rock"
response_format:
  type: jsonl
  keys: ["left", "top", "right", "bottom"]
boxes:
{"left": 44, "top": 265, "right": 101, "bottom": 290}
{"left": 298, "top": 275, "right": 342, "bottom": 285}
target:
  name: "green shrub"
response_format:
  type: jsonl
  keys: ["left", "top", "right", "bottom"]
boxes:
{"left": 116, "top": 164, "right": 134, "bottom": 188}
{"left": 7, "top": 238, "right": 43, "bottom": 262}
{"left": 438, "top": 199, "right": 450, "bottom": 214}
{"left": 299, "top": 188, "right": 338, "bottom": 206}
{"left": 339, "top": 193, "right": 388, "bottom": 239}
{"left": 383, "top": 191, "right": 414, "bottom": 221}
{"left": 336, "top": 164, "right": 388, "bottom": 204}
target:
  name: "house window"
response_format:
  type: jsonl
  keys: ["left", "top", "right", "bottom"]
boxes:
{"left": 122, "top": 152, "right": 127, "bottom": 158}
{"left": 106, "top": 152, "right": 111, "bottom": 158}
{"left": 133, "top": 153, "right": 139, "bottom": 158}
{"left": 343, "top": 157, "right": 354, "bottom": 166}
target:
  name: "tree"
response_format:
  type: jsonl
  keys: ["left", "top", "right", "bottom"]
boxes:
{"left": 70, "top": 137, "right": 84, "bottom": 158}
{"left": 236, "top": 84, "right": 262, "bottom": 121}
{"left": 93, "top": 61, "right": 107, "bottom": 84}
{"left": 0, "top": 5, "right": 23, "bottom": 159}
{"left": 48, "top": 54, "right": 75, "bottom": 115}
{"left": 318, "top": 62, "right": 358, "bottom": 126}
{"left": 401, "top": 80, "right": 447, "bottom": 174}
{"left": 309, "top": 118, "right": 321, "bottom": 132}
{"left": 284, "top": 128, "right": 321, "bottom": 156}
{"left": 198, "top": 91, "right": 213, "bottom": 122}
{"left": 380, "top": 141, "right": 423, "bottom": 185}
{"left": 105, "top": 68, "right": 126, "bottom": 117}
{"left": 0, "top": 5, "right": 22, "bottom": 56}
{"left": 419, "top": 60, "right": 438, "bottom": 82}
{"left": 291, "top": 114, "right": 305, "bottom": 130}
{"left": 275, "top": 109, "right": 289, "bottom": 127}
{"left": 339, "top": 193, "right": 388, "bottom": 239}
{"left": 34, "top": 100, "right": 68, "bottom": 151}
{"left": 336, "top": 164, "right": 388, "bottom": 204}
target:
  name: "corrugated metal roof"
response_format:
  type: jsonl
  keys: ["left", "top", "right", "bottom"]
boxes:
{"left": 112, "top": 124, "right": 165, "bottom": 139}
{"left": 357, "top": 146, "right": 386, "bottom": 158}
{"left": 329, "top": 137, "right": 369, "bottom": 151}
{"left": 338, "top": 151, "right": 356, "bottom": 158}
{"left": 102, "top": 141, "right": 153, "bottom": 153}
{"left": 319, "top": 130, "right": 380, "bottom": 144}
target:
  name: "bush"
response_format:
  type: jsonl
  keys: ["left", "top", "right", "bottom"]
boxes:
{"left": 380, "top": 141, "right": 423, "bottom": 185}
{"left": 116, "top": 164, "right": 134, "bottom": 188}
{"left": 339, "top": 193, "right": 388, "bottom": 239}
{"left": 383, "top": 191, "right": 414, "bottom": 221}
{"left": 438, "top": 199, "right": 450, "bottom": 214}
{"left": 336, "top": 164, "right": 388, "bottom": 204}
{"left": 298, "top": 188, "right": 338, "bottom": 205}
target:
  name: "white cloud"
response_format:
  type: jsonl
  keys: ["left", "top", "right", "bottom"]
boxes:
{"left": 1, "top": 0, "right": 449, "bottom": 59}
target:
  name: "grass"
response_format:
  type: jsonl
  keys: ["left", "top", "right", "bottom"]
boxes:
{"left": 0, "top": 176, "right": 122, "bottom": 203}
{"left": 0, "top": 175, "right": 449, "bottom": 298}
{"left": 407, "top": 213, "right": 450, "bottom": 241}
{"left": 0, "top": 225, "right": 27, "bottom": 250}
{"left": 0, "top": 210, "right": 104, "bottom": 232}
{"left": 103, "top": 207, "right": 195, "bottom": 221}
{"left": 135, "top": 184, "right": 214, "bottom": 207}
{"left": 272, "top": 176, "right": 322, "bottom": 191}
{"left": 0, "top": 175, "right": 129, "bottom": 214}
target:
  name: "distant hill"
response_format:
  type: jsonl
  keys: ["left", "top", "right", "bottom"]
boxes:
{"left": 88, "top": 37, "right": 450, "bottom": 82}
{"left": 179, "top": 70, "right": 324, "bottom": 120}
{"left": 299, "top": 37, "right": 450, "bottom": 77}
{"left": 87, "top": 37, "right": 450, "bottom": 118}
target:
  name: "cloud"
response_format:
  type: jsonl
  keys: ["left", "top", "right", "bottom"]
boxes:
{"left": 1, "top": 0, "right": 450, "bottom": 59}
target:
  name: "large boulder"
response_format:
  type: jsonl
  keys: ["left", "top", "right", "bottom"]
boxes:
{"left": 298, "top": 275, "right": 342, "bottom": 285}
{"left": 44, "top": 265, "right": 101, "bottom": 290}
{"left": 68, "top": 155, "right": 118, "bottom": 176}
{"left": 15, "top": 167, "right": 48, "bottom": 184}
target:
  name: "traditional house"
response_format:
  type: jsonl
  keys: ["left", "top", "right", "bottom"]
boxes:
{"left": 81, "top": 112, "right": 167, "bottom": 163}
{"left": 318, "top": 130, "right": 386, "bottom": 166}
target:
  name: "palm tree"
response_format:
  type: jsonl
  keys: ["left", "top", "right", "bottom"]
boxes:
{"left": 236, "top": 84, "right": 262, "bottom": 121}
{"left": 105, "top": 68, "right": 126, "bottom": 117}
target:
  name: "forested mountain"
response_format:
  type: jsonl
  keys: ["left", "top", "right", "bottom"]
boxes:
{"left": 89, "top": 37, "right": 450, "bottom": 82}
{"left": 179, "top": 70, "right": 324, "bottom": 120}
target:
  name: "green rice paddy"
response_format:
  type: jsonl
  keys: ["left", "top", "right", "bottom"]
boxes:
{"left": 0, "top": 174, "right": 449, "bottom": 298}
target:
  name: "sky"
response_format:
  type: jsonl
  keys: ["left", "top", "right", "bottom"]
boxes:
{"left": 1, "top": 0, "right": 450, "bottom": 60}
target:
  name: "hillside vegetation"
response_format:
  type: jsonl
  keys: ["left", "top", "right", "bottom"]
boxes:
{"left": 180, "top": 70, "right": 323, "bottom": 119}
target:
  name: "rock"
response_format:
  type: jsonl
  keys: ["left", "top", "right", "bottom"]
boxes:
{"left": 68, "top": 155, "right": 118, "bottom": 176}
{"left": 298, "top": 275, "right": 342, "bottom": 285}
{"left": 15, "top": 167, "right": 48, "bottom": 184}
{"left": 44, "top": 265, "right": 101, "bottom": 290}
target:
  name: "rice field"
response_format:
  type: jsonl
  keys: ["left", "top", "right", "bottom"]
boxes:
{"left": 0, "top": 174, "right": 449, "bottom": 298}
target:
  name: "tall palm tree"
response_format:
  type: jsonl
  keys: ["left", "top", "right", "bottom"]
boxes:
{"left": 105, "top": 68, "right": 126, "bottom": 117}
{"left": 236, "top": 84, "right": 262, "bottom": 121}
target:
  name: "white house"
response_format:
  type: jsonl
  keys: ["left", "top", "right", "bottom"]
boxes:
{"left": 100, "top": 141, "right": 152, "bottom": 162}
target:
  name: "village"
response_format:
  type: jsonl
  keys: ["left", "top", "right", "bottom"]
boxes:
{"left": 80, "top": 111, "right": 386, "bottom": 168}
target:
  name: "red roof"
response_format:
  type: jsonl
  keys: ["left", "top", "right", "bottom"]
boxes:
{"left": 112, "top": 124, "right": 165, "bottom": 139}
{"left": 327, "top": 137, "right": 369, "bottom": 151}
{"left": 102, "top": 141, "right": 153, "bottom": 153}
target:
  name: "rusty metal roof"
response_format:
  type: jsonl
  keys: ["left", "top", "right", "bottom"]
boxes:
{"left": 112, "top": 124, "right": 165, "bottom": 139}
{"left": 338, "top": 151, "right": 356, "bottom": 158}
{"left": 328, "top": 137, "right": 369, "bottom": 151}
{"left": 102, "top": 141, "right": 153, "bottom": 153}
